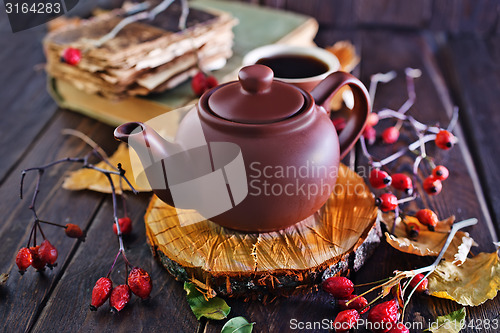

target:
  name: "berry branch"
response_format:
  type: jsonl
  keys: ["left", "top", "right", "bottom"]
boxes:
{"left": 15, "top": 130, "right": 152, "bottom": 313}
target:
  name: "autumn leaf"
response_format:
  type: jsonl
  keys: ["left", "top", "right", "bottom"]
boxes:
{"left": 0, "top": 272, "right": 8, "bottom": 286}
{"left": 184, "top": 282, "right": 231, "bottom": 321}
{"left": 428, "top": 252, "right": 500, "bottom": 306}
{"left": 221, "top": 316, "right": 254, "bottom": 333}
{"left": 63, "top": 143, "right": 149, "bottom": 193}
{"left": 426, "top": 308, "right": 466, "bottom": 333}
{"left": 382, "top": 213, "right": 476, "bottom": 264}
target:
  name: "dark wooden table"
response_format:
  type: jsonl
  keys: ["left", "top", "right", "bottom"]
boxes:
{"left": 1, "top": 1, "right": 499, "bottom": 332}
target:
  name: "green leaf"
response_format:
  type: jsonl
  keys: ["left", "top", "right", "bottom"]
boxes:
{"left": 427, "top": 308, "right": 466, "bottom": 333}
{"left": 221, "top": 316, "right": 254, "bottom": 333}
{"left": 184, "top": 282, "right": 231, "bottom": 321}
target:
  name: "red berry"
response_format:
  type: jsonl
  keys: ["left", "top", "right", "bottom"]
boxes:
{"left": 333, "top": 309, "right": 359, "bottom": 332}
{"left": 110, "top": 284, "right": 131, "bottom": 312}
{"left": 432, "top": 165, "right": 449, "bottom": 181}
{"left": 205, "top": 75, "right": 218, "bottom": 89}
{"left": 16, "top": 247, "right": 33, "bottom": 273}
{"left": 416, "top": 209, "right": 439, "bottom": 231}
{"left": 406, "top": 222, "right": 420, "bottom": 239}
{"left": 435, "top": 130, "right": 455, "bottom": 150}
{"left": 113, "top": 217, "right": 132, "bottom": 235}
{"left": 332, "top": 117, "right": 346, "bottom": 132}
{"left": 128, "top": 267, "right": 153, "bottom": 299}
{"left": 90, "top": 277, "right": 113, "bottom": 311}
{"left": 370, "top": 169, "right": 392, "bottom": 189}
{"left": 367, "top": 299, "right": 399, "bottom": 333}
{"left": 29, "top": 246, "right": 46, "bottom": 271}
{"left": 62, "top": 47, "right": 81, "bottom": 66}
{"left": 423, "top": 176, "right": 442, "bottom": 195}
{"left": 322, "top": 276, "right": 354, "bottom": 298}
{"left": 409, "top": 273, "right": 428, "bottom": 293}
{"left": 191, "top": 72, "right": 207, "bottom": 96}
{"left": 363, "top": 125, "right": 377, "bottom": 145}
{"left": 381, "top": 127, "right": 400, "bottom": 144}
{"left": 338, "top": 294, "right": 369, "bottom": 314}
{"left": 65, "top": 223, "right": 85, "bottom": 240}
{"left": 38, "top": 240, "right": 58, "bottom": 267}
{"left": 391, "top": 173, "right": 413, "bottom": 195}
{"left": 387, "top": 322, "right": 409, "bottom": 333}
{"left": 367, "top": 112, "right": 379, "bottom": 127}
{"left": 376, "top": 193, "right": 398, "bottom": 212}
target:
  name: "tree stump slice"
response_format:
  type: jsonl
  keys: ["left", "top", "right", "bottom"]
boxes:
{"left": 145, "top": 163, "right": 380, "bottom": 299}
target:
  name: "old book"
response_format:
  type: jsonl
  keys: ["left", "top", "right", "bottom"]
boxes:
{"left": 48, "top": 0, "right": 319, "bottom": 126}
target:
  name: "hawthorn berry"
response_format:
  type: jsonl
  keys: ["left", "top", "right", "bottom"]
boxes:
{"left": 113, "top": 217, "right": 132, "bottom": 235}
{"left": 38, "top": 239, "right": 58, "bottom": 268}
{"left": 370, "top": 169, "right": 392, "bottom": 189}
{"left": 416, "top": 209, "right": 439, "bottom": 231}
{"left": 363, "top": 125, "right": 377, "bottom": 145}
{"left": 333, "top": 309, "right": 359, "bottom": 333}
{"left": 435, "top": 130, "right": 455, "bottom": 150}
{"left": 375, "top": 193, "right": 398, "bottom": 212}
{"left": 323, "top": 276, "right": 354, "bottom": 298}
{"left": 191, "top": 71, "right": 218, "bottom": 97}
{"left": 387, "top": 322, "right": 410, "bottom": 333}
{"left": 381, "top": 127, "right": 400, "bottom": 144}
{"left": 406, "top": 222, "right": 420, "bottom": 239}
{"left": 90, "top": 277, "right": 113, "bottom": 311}
{"left": 423, "top": 176, "right": 442, "bottom": 195}
{"left": 391, "top": 173, "right": 413, "bottom": 195}
{"left": 61, "top": 47, "right": 82, "bottom": 66}
{"left": 65, "top": 223, "right": 85, "bottom": 241}
{"left": 110, "top": 284, "right": 131, "bottom": 312}
{"left": 409, "top": 273, "right": 428, "bottom": 293}
{"left": 16, "top": 247, "right": 33, "bottom": 273}
{"left": 338, "top": 294, "right": 369, "bottom": 314}
{"left": 29, "top": 246, "right": 46, "bottom": 271}
{"left": 332, "top": 117, "right": 346, "bottom": 132}
{"left": 128, "top": 267, "right": 153, "bottom": 299}
{"left": 205, "top": 75, "right": 218, "bottom": 90}
{"left": 367, "top": 112, "right": 379, "bottom": 127}
{"left": 367, "top": 299, "right": 399, "bottom": 333}
{"left": 432, "top": 165, "right": 449, "bottom": 181}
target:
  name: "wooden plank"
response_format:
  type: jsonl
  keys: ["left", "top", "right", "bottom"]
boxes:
{"left": 356, "top": 30, "right": 499, "bottom": 332}
{"left": 32, "top": 193, "right": 202, "bottom": 333}
{"left": 437, "top": 36, "right": 500, "bottom": 234}
{"left": 0, "top": 111, "right": 116, "bottom": 332}
{"left": 354, "top": 0, "right": 432, "bottom": 29}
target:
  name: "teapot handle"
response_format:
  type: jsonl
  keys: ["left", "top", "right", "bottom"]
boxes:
{"left": 310, "top": 72, "right": 371, "bottom": 159}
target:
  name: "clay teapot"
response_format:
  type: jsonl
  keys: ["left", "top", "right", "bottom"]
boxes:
{"left": 115, "top": 65, "right": 370, "bottom": 232}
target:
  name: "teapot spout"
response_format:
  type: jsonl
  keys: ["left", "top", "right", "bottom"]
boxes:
{"left": 114, "top": 121, "right": 181, "bottom": 168}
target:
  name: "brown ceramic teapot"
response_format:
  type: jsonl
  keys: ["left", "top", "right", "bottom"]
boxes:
{"left": 115, "top": 65, "right": 370, "bottom": 232}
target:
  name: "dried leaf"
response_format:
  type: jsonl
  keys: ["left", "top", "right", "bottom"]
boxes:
{"left": 0, "top": 272, "right": 8, "bottom": 285}
{"left": 184, "top": 282, "right": 231, "bottom": 321}
{"left": 428, "top": 252, "right": 500, "bottom": 306}
{"left": 221, "top": 316, "right": 254, "bottom": 333}
{"left": 63, "top": 143, "right": 148, "bottom": 194}
{"left": 382, "top": 213, "right": 476, "bottom": 264}
{"left": 326, "top": 41, "right": 360, "bottom": 72}
{"left": 427, "top": 308, "right": 466, "bottom": 333}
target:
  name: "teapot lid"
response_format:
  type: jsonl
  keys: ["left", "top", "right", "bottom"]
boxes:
{"left": 207, "top": 65, "right": 304, "bottom": 124}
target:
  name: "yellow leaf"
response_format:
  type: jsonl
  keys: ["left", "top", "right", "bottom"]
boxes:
{"left": 62, "top": 143, "right": 149, "bottom": 194}
{"left": 382, "top": 213, "right": 476, "bottom": 264}
{"left": 326, "top": 41, "right": 360, "bottom": 72}
{"left": 428, "top": 252, "right": 500, "bottom": 306}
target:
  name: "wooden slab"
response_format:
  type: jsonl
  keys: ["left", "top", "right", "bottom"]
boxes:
{"left": 145, "top": 164, "right": 379, "bottom": 298}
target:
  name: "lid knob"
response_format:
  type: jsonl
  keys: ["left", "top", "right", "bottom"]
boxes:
{"left": 238, "top": 65, "right": 273, "bottom": 94}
